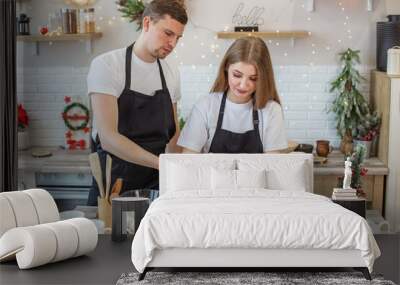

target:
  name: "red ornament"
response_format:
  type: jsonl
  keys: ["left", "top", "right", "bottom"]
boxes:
{"left": 18, "top": 104, "right": 29, "bottom": 129}
{"left": 65, "top": 131, "right": 73, "bottom": 139}
{"left": 40, "top": 26, "right": 48, "bottom": 35}
{"left": 64, "top": 96, "right": 72, "bottom": 104}
{"left": 83, "top": 127, "right": 90, "bottom": 134}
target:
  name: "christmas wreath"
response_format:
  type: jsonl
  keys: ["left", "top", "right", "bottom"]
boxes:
{"left": 62, "top": 102, "right": 90, "bottom": 131}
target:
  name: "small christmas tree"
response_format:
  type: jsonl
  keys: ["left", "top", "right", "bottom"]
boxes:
{"left": 329, "top": 49, "right": 381, "bottom": 154}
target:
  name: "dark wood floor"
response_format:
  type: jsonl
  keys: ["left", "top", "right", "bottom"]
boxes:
{"left": 1, "top": 234, "right": 398, "bottom": 285}
{"left": 0, "top": 235, "right": 134, "bottom": 285}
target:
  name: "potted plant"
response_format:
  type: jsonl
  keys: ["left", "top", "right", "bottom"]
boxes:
{"left": 17, "top": 104, "right": 30, "bottom": 150}
{"left": 353, "top": 111, "right": 380, "bottom": 158}
{"left": 116, "top": 0, "right": 146, "bottom": 31}
{"left": 329, "top": 48, "right": 377, "bottom": 155}
{"left": 116, "top": 0, "right": 185, "bottom": 30}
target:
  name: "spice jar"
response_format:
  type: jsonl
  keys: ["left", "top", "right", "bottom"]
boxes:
{"left": 84, "top": 8, "right": 96, "bottom": 33}
{"left": 61, "top": 8, "right": 77, "bottom": 34}
{"left": 78, "top": 9, "right": 86, "bottom": 33}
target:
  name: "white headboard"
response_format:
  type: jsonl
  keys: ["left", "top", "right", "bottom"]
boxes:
{"left": 159, "top": 153, "right": 314, "bottom": 195}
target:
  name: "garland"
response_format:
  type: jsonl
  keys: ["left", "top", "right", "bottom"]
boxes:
{"left": 62, "top": 102, "right": 90, "bottom": 131}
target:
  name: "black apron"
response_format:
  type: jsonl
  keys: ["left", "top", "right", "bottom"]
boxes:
{"left": 209, "top": 91, "right": 263, "bottom": 153}
{"left": 87, "top": 43, "right": 176, "bottom": 206}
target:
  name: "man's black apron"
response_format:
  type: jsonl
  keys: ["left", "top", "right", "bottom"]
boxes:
{"left": 87, "top": 43, "right": 176, "bottom": 205}
{"left": 209, "top": 91, "right": 263, "bottom": 153}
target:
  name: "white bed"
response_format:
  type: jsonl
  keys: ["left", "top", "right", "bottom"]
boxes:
{"left": 131, "top": 154, "right": 380, "bottom": 280}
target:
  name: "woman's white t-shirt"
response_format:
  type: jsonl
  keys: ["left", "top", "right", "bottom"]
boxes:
{"left": 177, "top": 92, "right": 288, "bottom": 153}
{"left": 87, "top": 47, "right": 181, "bottom": 140}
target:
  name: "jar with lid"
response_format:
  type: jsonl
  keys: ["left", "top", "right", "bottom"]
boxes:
{"left": 61, "top": 8, "right": 77, "bottom": 34}
{"left": 78, "top": 9, "right": 86, "bottom": 33}
{"left": 84, "top": 8, "right": 96, "bottom": 33}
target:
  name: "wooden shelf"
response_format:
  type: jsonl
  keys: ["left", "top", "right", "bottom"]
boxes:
{"left": 217, "top": 31, "right": 309, "bottom": 46}
{"left": 17, "top": 32, "right": 102, "bottom": 42}
{"left": 17, "top": 32, "right": 102, "bottom": 55}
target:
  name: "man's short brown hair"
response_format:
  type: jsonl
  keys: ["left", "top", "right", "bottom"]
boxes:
{"left": 143, "top": 0, "right": 188, "bottom": 25}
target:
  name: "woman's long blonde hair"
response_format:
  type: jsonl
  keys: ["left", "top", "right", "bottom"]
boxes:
{"left": 210, "top": 36, "right": 280, "bottom": 109}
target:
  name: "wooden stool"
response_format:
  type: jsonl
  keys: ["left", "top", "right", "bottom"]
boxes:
{"left": 111, "top": 197, "right": 149, "bottom": 242}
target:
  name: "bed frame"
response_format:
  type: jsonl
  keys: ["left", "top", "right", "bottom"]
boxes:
{"left": 139, "top": 248, "right": 371, "bottom": 280}
{"left": 138, "top": 154, "right": 372, "bottom": 281}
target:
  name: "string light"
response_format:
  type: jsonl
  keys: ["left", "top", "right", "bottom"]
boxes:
{"left": 89, "top": 0, "right": 364, "bottom": 68}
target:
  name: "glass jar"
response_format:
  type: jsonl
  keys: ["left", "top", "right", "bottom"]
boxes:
{"left": 48, "top": 12, "right": 62, "bottom": 34}
{"left": 78, "top": 9, "right": 86, "bottom": 33}
{"left": 84, "top": 8, "right": 95, "bottom": 33}
{"left": 61, "top": 8, "right": 77, "bottom": 34}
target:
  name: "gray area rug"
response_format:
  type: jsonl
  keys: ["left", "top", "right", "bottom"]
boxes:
{"left": 116, "top": 271, "right": 396, "bottom": 285}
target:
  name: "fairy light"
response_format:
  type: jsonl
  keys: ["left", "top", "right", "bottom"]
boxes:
{"left": 91, "top": 0, "right": 365, "bottom": 69}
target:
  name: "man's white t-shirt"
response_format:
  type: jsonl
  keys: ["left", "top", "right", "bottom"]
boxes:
{"left": 87, "top": 47, "right": 181, "bottom": 140}
{"left": 178, "top": 93, "right": 288, "bottom": 153}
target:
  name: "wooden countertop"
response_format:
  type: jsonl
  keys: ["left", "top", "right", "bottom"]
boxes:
{"left": 18, "top": 148, "right": 389, "bottom": 176}
{"left": 18, "top": 147, "right": 91, "bottom": 174}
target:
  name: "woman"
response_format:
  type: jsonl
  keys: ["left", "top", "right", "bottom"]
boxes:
{"left": 178, "top": 36, "right": 288, "bottom": 153}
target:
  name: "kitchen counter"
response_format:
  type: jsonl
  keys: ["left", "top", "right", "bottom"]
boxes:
{"left": 18, "top": 147, "right": 91, "bottom": 173}
{"left": 18, "top": 148, "right": 388, "bottom": 175}
{"left": 18, "top": 148, "right": 388, "bottom": 215}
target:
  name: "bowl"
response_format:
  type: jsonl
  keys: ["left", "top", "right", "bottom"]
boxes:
{"left": 295, "top": 143, "right": 314, "bottom": 153}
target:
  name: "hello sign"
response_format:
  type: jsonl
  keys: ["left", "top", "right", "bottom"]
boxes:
{"left": 232, "top": 2, "right": 265, "bottom": 27}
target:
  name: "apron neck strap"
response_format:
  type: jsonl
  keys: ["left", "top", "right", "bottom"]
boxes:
{"left": 125, "top": 43, "right": 168, "bottom": 91}
{"left": 124, "top": 43, "right": 134, "bottom": 90}
{"left": 216, "top": 91, "right": 260, "bottom": 131}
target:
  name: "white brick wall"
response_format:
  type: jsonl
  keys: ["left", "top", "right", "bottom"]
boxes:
{"left": 18, "top": 65, "right": 371, "bottom": 148}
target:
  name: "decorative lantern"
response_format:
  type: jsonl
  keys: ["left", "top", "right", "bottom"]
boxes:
{"left": 18, "top": 14, "right": 30, "bottom": 35}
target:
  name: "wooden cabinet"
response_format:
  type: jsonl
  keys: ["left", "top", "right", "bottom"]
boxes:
{"left": 314, "top": 152, "right": 388, "bottom": 215}
{"left": 370, "top": 71, "right": 400, "bottom": 232}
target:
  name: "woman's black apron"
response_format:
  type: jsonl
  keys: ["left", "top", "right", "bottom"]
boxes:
{"left": 87, "top": 43, "right": 176, "bottom": 205}
{"left": 209, "top": 91, "right": 263, "bottom": 154}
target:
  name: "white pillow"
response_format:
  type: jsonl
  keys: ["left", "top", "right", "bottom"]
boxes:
{"left": 238, "top": 159, "right": 308, "bottom": 191}
{"left": 211, "top": 168, "right": 236, "bottom": 190}
{"left": 167, "top": 163, "right": 210, "bottom": 191}
{"left": 236, "top": 169, "right": 267, "bottom": 189}
{"left": 211, "top": 169, "right": 267, "bottom": 190}
{"left": 166, "top": 160, "right": 235, "bottom": 192}
{"left": 267, "top": 162, "right": 308, "bottom": 192}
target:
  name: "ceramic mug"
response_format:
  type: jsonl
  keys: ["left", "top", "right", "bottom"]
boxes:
{"left": 316, "top": 140, "right": 332, "bottom": 157}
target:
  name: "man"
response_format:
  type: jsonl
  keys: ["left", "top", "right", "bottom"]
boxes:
{"left": 86, "top": 0, "right": 187, "bottom": 205}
